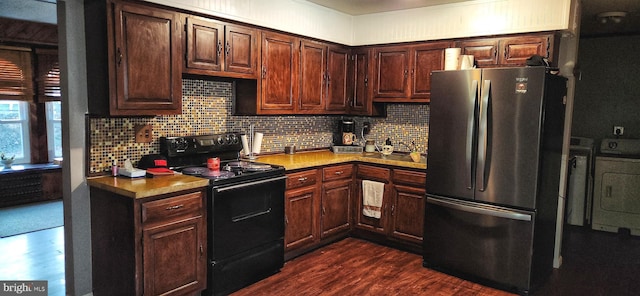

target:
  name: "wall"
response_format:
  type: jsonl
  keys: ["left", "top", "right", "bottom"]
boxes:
{"left": 146, "top": 0, "right": 574, "bottom": 46}
{"left": 572, "top": 35, "right": 640, "bottom": 145}
{"left": 89, "top": 79, "right": 429, "bottom": 174}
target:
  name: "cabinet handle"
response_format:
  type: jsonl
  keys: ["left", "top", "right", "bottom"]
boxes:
{"left": 404, "top": 69, "right": 408, "bottom": 77}
{"left": 217, "top": 40, "right": 222, "bottom": 57}
{"left": 334, "top": 171, "right": 343, "bottom": 175}
{"left": 364, "top": 77, "right": 368, "bottom": 86}
{"left": 199, "top": 244, "right": 203, "bottom": 257}
{"left": 391, "top": 204, "right": 395, "bottom": 215}
{"left": 605, "top": 186, "right": 612, "bottom": 198}
{"left": 322, "top": 207, "right": 326, "bottom": 215}
{"left": 117, "top": 48, "right": 123, "bottom": 66}
{"left": 225, "top": 41, "right": 231, "bottom": 56}
{"left": 327, "top": 74, "right": 331, "bottom": 86}
{"left": 262, "top": 67, "right": 266, "bottom": 79}
{"left": 298, "top": 177, "right": 308, "bottom": 182}
{"left": 285, "top": 215, "right": 289, "bottom": 225}
{"left": 165, "top": 204, "right": 184, "bottom": 211}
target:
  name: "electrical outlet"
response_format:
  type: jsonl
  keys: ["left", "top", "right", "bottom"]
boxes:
{"left": 613, "top": 126, "right": 624, "bottom": 136}
{"left": 135, "top": 124, "right": 153, "bottom": 143}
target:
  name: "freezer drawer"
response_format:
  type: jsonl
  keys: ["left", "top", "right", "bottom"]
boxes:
{"left": 423, "top": 195, "right": 535, "bottom": 293}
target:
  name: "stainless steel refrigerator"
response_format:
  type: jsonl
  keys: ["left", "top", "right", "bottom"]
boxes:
{"left": 423, "top": 66, "right": 566, "bottom": 295}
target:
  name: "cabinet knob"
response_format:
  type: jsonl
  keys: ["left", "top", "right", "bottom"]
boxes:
{"left": 117, "top": 48, "right": 123, "bottom": 66}
{"left": 298, "top": 177, "right": 308, "bottom": 182}
{"left": 334, "top": 171, "right": 343, "bottom": 175}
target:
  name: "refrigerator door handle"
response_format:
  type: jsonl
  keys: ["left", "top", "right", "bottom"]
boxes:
{"left": 477, "top": 79, "right": 491, "bottom": 192}
{"left": 466, "top": 80, "right": 479, "bottom": 190}
{"left": 427, "top": 196, "right": 532, "bottom": 222}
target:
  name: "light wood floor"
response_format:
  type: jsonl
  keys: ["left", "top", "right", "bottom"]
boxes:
{"left": 232, "top": 238, "right": 515, "bottom": 296}
{"left": 0, "top": 226, "right": 65, "bottom": 296}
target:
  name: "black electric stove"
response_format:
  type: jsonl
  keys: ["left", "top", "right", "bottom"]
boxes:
{"left": 160, "top": 132, "right": 286, "bottom": 296}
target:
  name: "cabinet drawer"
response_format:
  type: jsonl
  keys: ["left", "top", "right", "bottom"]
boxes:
{"left": 357, "top": 165, "right": 390, "bottom": 182}
{"left": 287, "top": 169, "right": 318, "bottom": 190}
{"left": 142, "top": 191, "right": 203, "bottom": 225}
{"left": 393, "top": 169, "right": 426, "bottom": 187}
{"left": 323, "top": 164, "right": 353, "bottom": 182}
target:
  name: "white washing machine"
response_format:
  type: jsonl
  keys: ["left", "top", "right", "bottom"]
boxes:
{"left": 566, "top": 137, "right": 594, "bottom": 226}
{"left": 592, "top": 138, "right": 640, "bottom": 236}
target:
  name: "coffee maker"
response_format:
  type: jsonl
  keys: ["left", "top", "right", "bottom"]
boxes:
{"left": 334, "top": 119, "right": 356, "bottom": 146}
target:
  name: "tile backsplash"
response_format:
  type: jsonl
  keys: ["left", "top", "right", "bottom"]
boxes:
{"left": 89, "top": 79, "right": 430, "bottom": 174}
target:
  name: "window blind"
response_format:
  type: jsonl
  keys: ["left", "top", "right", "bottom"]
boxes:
{"left": 0, "top": 46, "right": 34, "bottom": 101}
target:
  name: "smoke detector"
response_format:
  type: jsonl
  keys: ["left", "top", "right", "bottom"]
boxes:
{"left": 597, "top": 11, "right": 627, "bottom": 24}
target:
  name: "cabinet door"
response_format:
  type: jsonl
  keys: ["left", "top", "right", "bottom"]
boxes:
{"left": 325, "top": 45, "right": 350, "bottom": 112}
{"left": 299, "top": 40, "right": 326, "bottom": 112}
{"left": 225, "top": 24, "right": 258, "bottom": 75}
{"left": 143, "top": 216, "right": 206, "bottom": 296}
{"left": 260, "top": 32, "right": 298, "bottom": 113}
{"left": 112, "top": 2, "right": 182, "bottom": 115}
{"left": 499, "top": 35, "right": 551, "bottom": 66}
{"left": 390, "top": 184, "right": 425, "bottom": 244}
{"left": 354, "top": 165, "right": 391, "bottom": 234}
{"left": 285, "top": 186, "right": 318, "bottom": 251}
{"left": 372, "top": 46, "right": 409, "bottom": 99}
{"left": 410, "top": 42, "right": 450, "bottom": 101}
{"left": 186, "top": 17, "right": 223, "bottom": 72}
{"left": 349, "top": 48, "right": 370, "bottom": 115}
{"left": 321, "top": 178, "right": 352, "bottom": 238}
{"left": 457, "top": 39, "right": 499, "bottom": 67}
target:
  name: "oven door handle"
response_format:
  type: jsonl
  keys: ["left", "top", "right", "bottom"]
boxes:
{"left": 213, "top": 175, "right": 288, "bottom": 193}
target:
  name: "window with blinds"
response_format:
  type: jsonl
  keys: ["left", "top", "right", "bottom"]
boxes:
{"left": 0, "top": 46, "right": 34, "bottom": 101}
{"left": 36, "top": 48, "right": 61, "bottom": 101}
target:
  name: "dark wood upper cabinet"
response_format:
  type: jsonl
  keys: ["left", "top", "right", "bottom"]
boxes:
{"left": 410, "top": 42, "right": 450, "bottom": 100}
{"left": 457, "top": 38, "right": 499, "bottom": 67}
{"left": 260, "top": 31, "right": 299, "bottom": 114}
{"left": 348, "top": 47, "right": 370, "bottom": 115}
{"left": 372, "top": 46, "right": 410, "bottom": 99}
{"left": 85, "top": 0, "right": 182, "bottom": 116}
{"left": 299, "top": 40, "right": 326, "bottom": 112}
{"left": 185, "top": 16, "right": 258, "bottom": 78}
{"left": 372, "top": 42, "right": 451, "bottom": 103}
{"left": 325, "top": 45, "right": 350, "bottom": 112}
{"left": 456, "top": 32, "right": 558, "bottom": 67}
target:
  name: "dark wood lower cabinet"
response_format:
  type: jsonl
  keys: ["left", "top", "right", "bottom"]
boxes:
{"left": 90, "top": 187, "right": 207, "bottom": 296}
{"left": 285, "top": 163, "right": 426, "bottom": 259}
{"left": 353, "top": 164, "right": 426, "bottom": 253}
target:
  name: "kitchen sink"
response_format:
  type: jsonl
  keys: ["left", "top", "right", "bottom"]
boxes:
{"left": 361, "top": 152, "right": 425, "bottom": 163}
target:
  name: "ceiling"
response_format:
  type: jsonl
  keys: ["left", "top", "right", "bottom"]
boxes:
{"left": 306, "top": 0, "right": 640, "bottom": 36}
{"left": 1, "top": 0, "right": 638, "bottom": 37}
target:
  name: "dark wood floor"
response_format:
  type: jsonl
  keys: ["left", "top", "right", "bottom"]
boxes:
{"left": 234, "top": 225, "right": 640, "bottom": 296}
{"left": 2, "top": 224, "right": 639, "bottom": 296}
{"left": 232, "top": 237, "right": 514, "bottom": 296}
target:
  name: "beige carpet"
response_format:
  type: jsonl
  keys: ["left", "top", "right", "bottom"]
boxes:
{"left": 0, "top": 200, "right": 63, "bottom": 237}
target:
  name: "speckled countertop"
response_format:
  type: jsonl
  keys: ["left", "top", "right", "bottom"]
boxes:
{"left": 87, "top": 174, "right": 209, "bottom": 199}
{"left": 253, "top": 150, "right": 427, "bottom": 171}
{"left": 87, "top": 150, "right": 426, "bottom": 198}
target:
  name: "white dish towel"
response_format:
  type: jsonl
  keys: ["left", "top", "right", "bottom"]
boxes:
{"left": 362, "top": 180, "right": 385, "bottom": 218}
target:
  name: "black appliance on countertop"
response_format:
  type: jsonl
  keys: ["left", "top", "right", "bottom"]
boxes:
{"left": 424, "top": 67, "right": 567, "bottom": 295}
{"left": 160, "top": 132, "right": 286, "bottom": 296}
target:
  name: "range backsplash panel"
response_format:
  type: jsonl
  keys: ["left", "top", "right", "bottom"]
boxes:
{"left": 89, "top": 79, "right": 429, "bottom": 174}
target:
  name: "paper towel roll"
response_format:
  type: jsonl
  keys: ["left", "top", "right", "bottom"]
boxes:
{"left": 241, "top": 134, "right": 250, "bottom": 155}
{"left": 445, "top": 48, "right": 461, "bottom": 70}
{"left": 252, "top": 132, "right": 263, "bottom": 154}
{"left": 460, "top": 55, "right": 474, "bottom": 70}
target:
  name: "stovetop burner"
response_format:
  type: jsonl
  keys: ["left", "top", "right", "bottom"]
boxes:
{"left": 159, "top": 133, "right": 285, "bottom": 185}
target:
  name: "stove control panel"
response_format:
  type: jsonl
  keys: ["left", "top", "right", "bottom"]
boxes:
{"left": 600, "top": 138, "right": 640, "bottom": 156}
{"left": 160, "top": 133, "right": 243, "bottom": 157}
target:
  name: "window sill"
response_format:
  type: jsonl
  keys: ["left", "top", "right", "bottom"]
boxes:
{"left": 0, "top": 163, "right": 61, "bottom": 175}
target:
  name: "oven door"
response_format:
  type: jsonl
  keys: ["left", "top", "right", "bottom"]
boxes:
{"left": 209, "top": 175, "right": 286, "bottom": 260}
